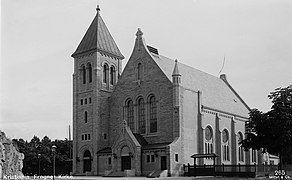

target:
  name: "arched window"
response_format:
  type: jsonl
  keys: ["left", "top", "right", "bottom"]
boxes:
{"left": 88, "top": 63, "right": 92, "bottom": 83}
{"left": 84, "top": 111, "right": 88, "bottom": 123}
{"left": 149, "top": 95, "right": 157, "bottom": 133}
{"left": 137, "top": 63, "right": 142, "bottom": 81}
{"left": 205, "top": 126, "right": 213, "bottom": 156}
{"left": 238, "top": 132, "right": 244, "bottom": 162}
{"left": 125, "top": 99, "right": 134, "bottom": 131}
{"left": 110, "top": 66, "right": 115, "bottom": 85}
{"left": 81, "top": 65, "right": 86, "bottom": 84}
{"left": 137, "top": 97, "right": 145, "bottom": 134}
{"left": 103, "top": 63, "right": 109, "bottom": 83}
{"left": 222, "top": 129, "right": 230, "bottom": 161}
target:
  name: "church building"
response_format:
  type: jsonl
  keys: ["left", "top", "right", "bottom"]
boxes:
{"left": 71, "top": 6, "right": 259, "bottom": 176}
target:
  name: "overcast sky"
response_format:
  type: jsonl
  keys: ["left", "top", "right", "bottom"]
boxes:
{"left": 1, "top": 0, "right": 291, "bottom": 141}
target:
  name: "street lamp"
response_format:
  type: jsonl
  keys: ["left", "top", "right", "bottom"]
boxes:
{"left": 38, "top": 154, "right": 41, "bottom": 176}
{"left": 52, "top": 145, "right": 56, "bottom": 180}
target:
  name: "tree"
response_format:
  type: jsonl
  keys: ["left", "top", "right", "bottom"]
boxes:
{"left": 13, "top": 136, "right": 72, "bottom": 175}
{"left": 242, "top": 85, "right": 292, "bottom": 166}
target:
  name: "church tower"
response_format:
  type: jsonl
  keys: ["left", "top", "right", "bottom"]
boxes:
{"left": 71, "top": 6, "right": 124, "bottom": 175}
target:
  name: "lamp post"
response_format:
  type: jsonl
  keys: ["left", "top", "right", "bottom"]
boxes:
{"left": 38, "top": 154, "right": 41, "bottom": 176}
{"left": 52, "top": 145, "right": 56, "bottom": 180}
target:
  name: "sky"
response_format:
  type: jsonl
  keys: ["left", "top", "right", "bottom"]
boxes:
{"left": 1, "top": 0, "right": 291, "bottom": 141}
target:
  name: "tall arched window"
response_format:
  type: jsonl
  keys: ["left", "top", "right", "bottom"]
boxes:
{"left": 103, "top": 63, "right": 108, "bottom": 83}
{"left": 149, "top": 95, "right": 157, "bottom": 133}
{"left": 137, "top": 63, "right": 142, "bottom": 81}
{"left": 110, "top": 66, "right": 115, "bottom": 85}
{"left": 125, "top": 99, "right": 134, "bottom": 131}
{"left": 137, "top": 97, "right": 145, "bottom": 134}
{"left": 88, "top": 63, "right": 92, "bottom": 83}
{"left": 81, "top": 65, "right": 86, "bottom": 84}
{"left": 222, "top": 129, "right": 230, "bottom": 161}
{"left": 205, "top": 126, "right": 213, "bottom": 157}
{"left": 238, "top": 132, "right": 244, "bottom": 162}
{"left": 84, "top": 111, "right": 88, "bottom": 123}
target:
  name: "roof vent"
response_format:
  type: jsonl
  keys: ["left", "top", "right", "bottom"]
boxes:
{"left": 147, "top": 45, "right": 159, "bottom": 55}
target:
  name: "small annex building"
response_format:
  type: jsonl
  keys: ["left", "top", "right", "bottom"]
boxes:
{"left": 71, "top": 6, "right": 260, "bottom": 176}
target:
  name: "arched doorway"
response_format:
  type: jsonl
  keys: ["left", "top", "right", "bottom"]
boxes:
{"left": 121, "top": 146, "right": 131, "bottom": 171}
{"left": 83, "top": 150, "right": 91, "bottom": 173}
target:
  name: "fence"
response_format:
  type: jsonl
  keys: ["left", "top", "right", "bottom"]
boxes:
{"left": 183, "top": 163, "right": 256, "bottom": 177}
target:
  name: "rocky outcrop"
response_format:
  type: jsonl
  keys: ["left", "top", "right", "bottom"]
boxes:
{"left": 0, "top": 130, "right": 24, "bottom": 178}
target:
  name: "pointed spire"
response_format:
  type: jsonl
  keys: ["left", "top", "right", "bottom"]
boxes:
{"left": 172, "top": 59, "right": 181, "bottom": 76}
{"left": 71, "top": 6, "right": 124, "bottom": 59}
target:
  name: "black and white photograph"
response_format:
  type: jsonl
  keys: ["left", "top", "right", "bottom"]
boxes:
{"left": 1, "top": 0, "right": 292, "bottom": 179}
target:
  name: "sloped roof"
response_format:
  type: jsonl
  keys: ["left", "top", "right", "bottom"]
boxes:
{"left": 72, "top": 13, "right": 124, "bottom": 59}
{"left": 133, "top": 133, "right": 148, "bottom": 146}
{"left": 152, "top": 54, "right": 250, "bottom": 118}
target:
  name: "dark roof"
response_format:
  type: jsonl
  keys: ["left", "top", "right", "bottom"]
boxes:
{"left": 72, "top": 13, "right": 124, "bottom": 59}
{"left": 96, "top": 147, "right": 112, "bottom": 154}
{"left": 191, "top": 153, "right": 219, "bottom": 158}
{"left": 133, "top": 133, "right": 148, "bottom": 146}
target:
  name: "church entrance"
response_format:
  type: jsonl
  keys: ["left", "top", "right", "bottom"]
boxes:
{"left": 83, "top": 150, "right": 92, "bottom": 173}
{"left": 161, "top": 156, "right": 167, "bottom": 170}
{"left": 121, "top": 156, "right": 131, "bottom": 171}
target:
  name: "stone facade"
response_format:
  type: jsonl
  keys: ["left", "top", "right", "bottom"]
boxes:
{"left": 71, "top": 8, "right": 257, "bottom": 176}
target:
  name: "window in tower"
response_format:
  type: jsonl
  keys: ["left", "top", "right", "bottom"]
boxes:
{"left": 82, "top": 65, "right": 86, "bottom": 84}
{"left": 103, "top": 63, "right": 109, "bottom": 83}
{"left": 88, "top": 63, "right": 92, "bottom": 83}
{"left": 84, "top": 111, "right": 88, "bottom": 123}
{"left": 125, "top": 99, "right": 134, "bottom": 131}
{"left": 149, "top": 95, "right": 157, "bottom": 133}
{"left": 110, "top": 66, "right": 116, "bottom": 85}
{"left": 85, "top": 98, "right": 87, "bottom": 104}
{"left": 81, "top": 99, "right": 83, "bottom": 105}
{"left": 137, "top": 63, "right": 142, "bottom": 81}
{"left": 137, "top": 97, "right": 145, "bottom": 134}
{"left": 89, "top": 97, "right": 92, "bottom": 104}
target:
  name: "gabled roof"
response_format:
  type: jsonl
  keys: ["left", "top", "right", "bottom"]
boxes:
{"left": 151, "top": 54, "right": 250, "bottom": 118}
{"left": 72, "top": 12, "right": 124, "bottom": 59}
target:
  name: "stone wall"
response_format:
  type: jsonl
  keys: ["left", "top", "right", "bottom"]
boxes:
{"left": 0, "top": 131, "right": 24, "bottom": 178}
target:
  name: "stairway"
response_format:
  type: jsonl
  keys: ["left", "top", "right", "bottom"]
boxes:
{"left": 147, "top": 169, "right": 168, "bottom": 178}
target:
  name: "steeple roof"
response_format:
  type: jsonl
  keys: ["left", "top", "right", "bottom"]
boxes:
{"left": 172, "top": 59, "right": 181, "bottom": 76}
{"left": 72, "top": 9, "right": 124, "bottom": 59}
